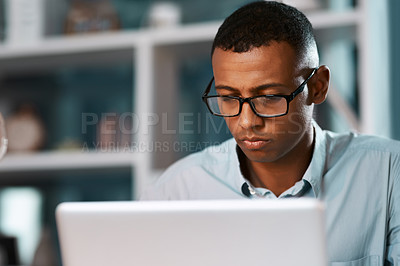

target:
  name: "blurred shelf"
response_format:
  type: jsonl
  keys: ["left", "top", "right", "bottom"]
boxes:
{"left": 0, "top": 151, "right": 139, "bottom": 173}
{"left": 0, "top": 9, "right": 361, "bottom": 60}
{"left": 0, "top": 22, "right": 220, "bottom": 61}
{"left": 0, "top": 31, "right": 138, "bottom": 59}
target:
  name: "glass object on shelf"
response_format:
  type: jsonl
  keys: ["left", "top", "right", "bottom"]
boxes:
{"left": 146, "top": 2, "right": 181, "bottom": 28}
{"left": 65, "top": 0, "right": 120, "bottom": 35}
{"left": 0, "top": 113, "right": 8, "bottom": 160}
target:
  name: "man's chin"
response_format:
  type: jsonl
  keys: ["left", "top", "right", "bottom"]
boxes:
{"left": 240, "top": 147, "right": 279, "bottom": 163}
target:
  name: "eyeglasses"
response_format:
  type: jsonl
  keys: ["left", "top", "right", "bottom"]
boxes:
{"left": 202, "top": 68, "right": 318, "bottom": 118}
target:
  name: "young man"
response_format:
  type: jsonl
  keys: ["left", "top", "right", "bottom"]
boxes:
{"left": 141, "top": 1, "right": 400, "bottom": 264}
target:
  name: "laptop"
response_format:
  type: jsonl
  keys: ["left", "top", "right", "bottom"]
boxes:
{"left": 56, "top": 199, "right": 328, "bottom": 266}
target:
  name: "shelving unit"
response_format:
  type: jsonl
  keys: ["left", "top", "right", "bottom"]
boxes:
{"left": 0, "top": 3, "right": 388, "bottom": 198}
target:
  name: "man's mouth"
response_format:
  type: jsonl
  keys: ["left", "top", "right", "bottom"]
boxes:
{"left": 240, "top": 138, "right": 272, "bottom": 150}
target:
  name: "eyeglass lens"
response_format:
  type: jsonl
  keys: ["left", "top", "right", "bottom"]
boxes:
{"left": 206, "top": 96, "right": 287, "bottom": 117}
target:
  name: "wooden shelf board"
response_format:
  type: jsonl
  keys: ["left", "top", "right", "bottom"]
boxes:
{"left": 0, "top": 151, "right": 140, "bottom": 172}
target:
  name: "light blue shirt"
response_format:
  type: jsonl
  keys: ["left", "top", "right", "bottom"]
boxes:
{"left": 140, "top": 122, "right": 400, "bottom": 265}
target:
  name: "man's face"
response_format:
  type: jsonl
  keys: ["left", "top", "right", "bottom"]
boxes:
{"left": 212, "top": 42, "right": 315, "bottom": 163}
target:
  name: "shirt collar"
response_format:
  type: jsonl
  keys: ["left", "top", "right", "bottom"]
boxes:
{"left": 232, "top": 144, "right": 252, "bottom": 194}
{"left": 302, "top": 121, "right": 327, "bottom": 198}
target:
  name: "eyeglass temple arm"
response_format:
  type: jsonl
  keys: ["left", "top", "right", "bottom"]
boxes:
{"left": 289, "top": 67, "right": 319, "bottom": 101}
{"left": 203, "top": 77, "right": 215, "bottom": 97}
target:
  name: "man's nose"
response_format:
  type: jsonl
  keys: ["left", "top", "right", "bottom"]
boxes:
{"left": 238, "top": 102, "right": 264, "bottom": 129}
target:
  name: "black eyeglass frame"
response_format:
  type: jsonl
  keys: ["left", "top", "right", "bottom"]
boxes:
{"left": 202, "top": 67, "right": 318, "bottom": 118}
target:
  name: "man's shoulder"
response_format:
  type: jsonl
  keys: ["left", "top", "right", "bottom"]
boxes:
{"left": 326, "top": 130, "right": 400, "bottom": 154}
{"left": 139, "top": 138, "right": 238, "bottom": 200}
{"left": 322, "top": 128, "right": 400, "bottom": 164}
{"left": 164, "top": 138, "right": 236, "bottom": 174}
{"left": 354, "top": 134, "right": 400, "bottom": 152}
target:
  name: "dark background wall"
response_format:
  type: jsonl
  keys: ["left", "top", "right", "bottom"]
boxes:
{"left": 390, "top": 0, "right": 400, "bottom": 140}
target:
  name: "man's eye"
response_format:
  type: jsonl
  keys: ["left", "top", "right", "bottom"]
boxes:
{"left": 264, "top": 96, "right": 283, "bottom": 102}
{"left": 217, "top": 91, "right": 239, "bottom": 96}
{"left": 254, "top": 96, "right": 284, "bottom": 106}
{"left": 220, "top": 97, "right": 236, "bottom": 102}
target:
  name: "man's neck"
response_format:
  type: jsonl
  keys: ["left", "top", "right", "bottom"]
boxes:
{"left": 240, "top": 127, "right": 315, "bottom": 197}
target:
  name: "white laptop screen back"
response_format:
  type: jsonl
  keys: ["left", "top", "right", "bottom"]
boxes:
{"left": 56, "top": 199, "right": 327, "bottom": 266}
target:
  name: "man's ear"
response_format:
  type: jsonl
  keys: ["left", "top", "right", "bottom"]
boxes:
{"left": 308, "top": 65, "right": 330, "bottom": 105}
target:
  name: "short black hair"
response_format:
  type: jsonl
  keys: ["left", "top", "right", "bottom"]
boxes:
{"left": 212, "top": 1, "right": 317, "bottom": 60}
